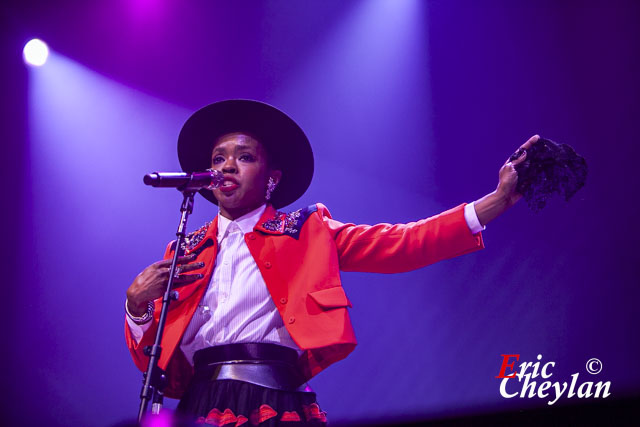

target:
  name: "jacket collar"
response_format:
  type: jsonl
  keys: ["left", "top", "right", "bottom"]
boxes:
{"left": 217, "top": 204, "right": 267, "bottom": 240}
{"left": 254, "top": 204, "right": 287, "bottom": 235}
{"left": 180, "top": 216, "right": 217, "bottom": 254}
{"left": 254, "top": 204, "right": 316, "bottom": 240}
{"left": 186, "top": 203, "right": 281, "bottom": 254}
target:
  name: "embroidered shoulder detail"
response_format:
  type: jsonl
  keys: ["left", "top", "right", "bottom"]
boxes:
{"left": 171, "top": 220, "right": 212, "bottom": 254}
{"left": 184, "top": 221, "right": 212, "bottom": 251}
{"left": 260, "top": 204, "right": 318, "bottom": 239}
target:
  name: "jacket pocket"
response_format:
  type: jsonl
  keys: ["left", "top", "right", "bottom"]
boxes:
{"left": 308, "top": 287, "right": 353, "bottom": 309}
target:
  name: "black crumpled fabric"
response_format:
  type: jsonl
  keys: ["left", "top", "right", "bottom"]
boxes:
{"left": 509, "top": 137, "right": 587, "bottom": 212}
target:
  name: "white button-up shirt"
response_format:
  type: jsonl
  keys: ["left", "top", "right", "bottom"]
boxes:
{"left": 127, "top": 202, "right": 484, "bottom": 365}
{"left": 179, "top": 204, "right": 299, "bottom": 364}
{"left": 128, "top": 204, "right": 300, "bottom": 364}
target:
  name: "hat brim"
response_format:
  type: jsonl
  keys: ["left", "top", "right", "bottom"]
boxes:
{"left": 177, "top": 100, "right": 314, "bottom": 209}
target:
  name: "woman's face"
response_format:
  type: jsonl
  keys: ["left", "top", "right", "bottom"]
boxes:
{"left": 210, "top": 132, "right": 280, "bottom": 219}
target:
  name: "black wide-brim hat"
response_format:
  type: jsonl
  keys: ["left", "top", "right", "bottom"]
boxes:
{"left": 177, "top": 99, "right": 314, "bottom": 209}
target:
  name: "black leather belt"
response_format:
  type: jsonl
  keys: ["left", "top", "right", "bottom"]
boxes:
{"left": 193, "top": 343, "right": 307, "bottom": 392}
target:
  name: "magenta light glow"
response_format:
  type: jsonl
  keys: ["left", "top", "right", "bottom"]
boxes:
{"left": 23, "top": 38, "right": 49, "bottom": 66}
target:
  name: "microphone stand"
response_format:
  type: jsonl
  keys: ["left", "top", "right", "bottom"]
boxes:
{"left": 137, "top": 190, "right": 196, "bottom": 423}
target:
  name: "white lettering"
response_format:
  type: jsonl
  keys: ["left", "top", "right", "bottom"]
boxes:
{"left": 541, "top": 361, "right": 555, "bottom": 379}
{"left": 537, "top": 381, "right": 551, "bottom": 398}
{"left": 531, "top": 354, "right": 543, "bottom": 378}
{"left": 499, "top": 358, "right": 612, "bottom": 405}
{"left": 567, "top": 373, "right": 579, "bottom": 398}
{"left": 520, "top": 374, "right": 537, "bottom": 398}
{"left": 594, "top": 381, "right": 611, "bottom": 398}
{"left": 517, "top": 361, "right": 533, "bottom": 381}
{"left": 577, "top": 381, "right": 593, "bottom": 398}
{"left": 548, "top": 381, "right": 568, "bottom": 405}
{"left": 500, "top": 378, "right": 518, "bottom": 398}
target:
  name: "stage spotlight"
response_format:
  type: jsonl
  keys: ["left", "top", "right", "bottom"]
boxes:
{"left": 23, "top": 39, "right": 49, "bottom": 66}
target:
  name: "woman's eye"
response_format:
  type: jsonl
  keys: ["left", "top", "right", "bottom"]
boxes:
{"left": 212, "top": 156, "right": 224, "bottom": 164}
{"left": 239, "top": 154, "right": 255, "bottom": 162}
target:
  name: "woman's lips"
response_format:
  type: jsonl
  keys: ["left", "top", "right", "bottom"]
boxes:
{"left": 219, "top": 180, "right": 239, "bottom": 193}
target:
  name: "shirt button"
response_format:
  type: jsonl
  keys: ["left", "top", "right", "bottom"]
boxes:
{"left": 280, "top": 297, "right": 287, "bottom": 304}
{"left": 247, "top": 233, "right": 256, "bottom": 240}
{"left": 288, "top": 316, "right": 295, "bottom": 324}
{"left": 264, "top": 261, "right": 272, "bottom": 269}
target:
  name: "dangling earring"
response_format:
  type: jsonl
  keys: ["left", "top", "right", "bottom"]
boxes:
{"left": 265, "top": 177, "right": 277, "bottom": 200}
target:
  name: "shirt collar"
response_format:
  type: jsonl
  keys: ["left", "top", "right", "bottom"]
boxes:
{"left": 217, "top": 204, "right": 267, "bottom": 241}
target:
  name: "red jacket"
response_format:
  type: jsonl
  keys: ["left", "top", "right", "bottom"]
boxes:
{"left": 125, "top": 203, "right": 484, "bottom": 398}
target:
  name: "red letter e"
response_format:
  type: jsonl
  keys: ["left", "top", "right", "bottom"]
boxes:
{"left": 495, "top": 354, "right": 520, "bottom": 379}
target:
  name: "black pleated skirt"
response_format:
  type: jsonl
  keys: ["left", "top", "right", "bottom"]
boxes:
{"left": 177, "top": 378, "right": 328, "bottom": 426}
{"left": 176, "top": 344, "right": 328, "bottom": 426}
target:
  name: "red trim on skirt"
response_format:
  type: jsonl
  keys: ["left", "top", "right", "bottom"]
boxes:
{"left": 195, "top": 402, "right": 327, "bottom": 426}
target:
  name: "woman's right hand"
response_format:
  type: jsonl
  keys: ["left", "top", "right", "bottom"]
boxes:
{"left": 126, "top": 254, "right": 205, "bottom": 316}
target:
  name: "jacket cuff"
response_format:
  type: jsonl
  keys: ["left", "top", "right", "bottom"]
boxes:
{"left": 125, "top": 314, "right": 152, "bottom": 344}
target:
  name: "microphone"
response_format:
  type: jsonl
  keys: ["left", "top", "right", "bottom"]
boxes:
{"left": 143, "top": 169, "right": 225, "bottom": 191}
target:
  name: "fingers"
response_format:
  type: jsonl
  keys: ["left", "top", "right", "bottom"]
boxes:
{"left": 147, "top": 257, "right": 205, "bottom": 282}
{"left": 170, "top": 260, "right": 204, "bottom": 278}
{"left": 506, "top": 134, "right": 540, "bottom": 165}
{"left": 154, "top": 254, "right": 197, "bottom": 268}
{"left": 520, "top": 134, "right": 540, "bottom": 150}
{"left": 173, "top": 273, "right": 205, "bottom": 287}
{"left": 177, "top": 254, "right": 198, "bottom": 264}
{"left": 170, "top": 260, "right": 205, "bottom": 286}
{"left": 177, "top": 261, "right": 205, "bottom": 273}
{"left": 511, "top": 149, "right": 527, "bottom": 166}
{"left": 131, "top": 255, "right": 205, "bottom": 304}
{"left": 508, "top": 147, "right": 525, "bottom": 163}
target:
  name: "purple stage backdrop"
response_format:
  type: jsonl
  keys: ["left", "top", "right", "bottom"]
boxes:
{"left": 2, "top": 1, "right": 639, "bottom": 426}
